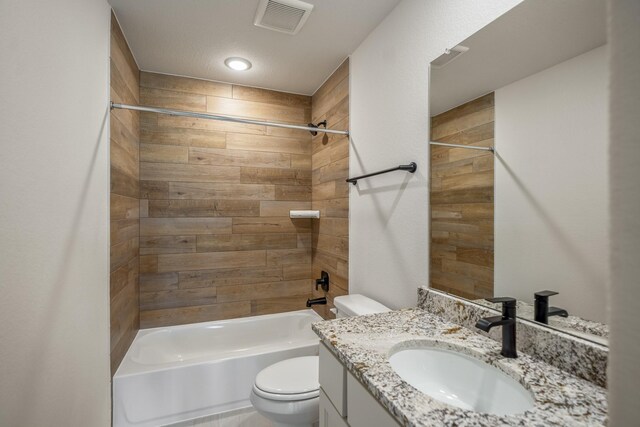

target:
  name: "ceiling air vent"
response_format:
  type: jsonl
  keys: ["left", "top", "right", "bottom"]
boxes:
{"left": 254, "top": 0, "right": 314, "bottom": 35}
{"left": 431, "top": 45, "right": 470, "bottom": 69}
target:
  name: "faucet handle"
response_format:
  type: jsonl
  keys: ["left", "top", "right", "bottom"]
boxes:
{"left": 486, "top": 296, "right": 516, "bottom": 306}
{"left": 534, "top": 290, "right": 558, "bottom": 299}
{"left": 486, "top": 297, "right": 517, "bottom": 317}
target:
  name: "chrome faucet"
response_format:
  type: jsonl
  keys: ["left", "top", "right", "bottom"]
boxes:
{"left": 475, "top": 297, "right": 518, "bottom": 358}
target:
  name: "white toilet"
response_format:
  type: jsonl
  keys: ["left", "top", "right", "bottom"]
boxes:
{"left": 250, "top": 294, "right": 390, "bottom": 427}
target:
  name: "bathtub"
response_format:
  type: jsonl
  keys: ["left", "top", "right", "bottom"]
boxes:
{"left": 113, "top": 309, "right": 322, "bottom": 427}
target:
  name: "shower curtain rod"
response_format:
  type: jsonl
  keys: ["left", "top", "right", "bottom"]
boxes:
{"left": 430, "top": 141, "right": 494, "bottom": 152}
{"left": 110, "top": 102, "right": 350, "bottom": 136}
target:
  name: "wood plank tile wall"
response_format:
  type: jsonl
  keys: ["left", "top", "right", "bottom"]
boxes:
{"left": 430, "top": 93, "right": 494, "bottom": 300}
{"left": 310, "top": 59, "right": 350, "bottom": 318}
{"left": 110, "top": 12, "right": 140, "bottom": 374}
{"left": 138, "top": 72, "right": 316, "bottom": 328}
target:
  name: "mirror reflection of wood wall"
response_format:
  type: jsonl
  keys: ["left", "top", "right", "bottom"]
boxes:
{"left": 430, "top": 93, "right": 494, "bottom": 300}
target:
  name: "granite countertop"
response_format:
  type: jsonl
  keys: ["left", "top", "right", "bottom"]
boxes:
{"left": 312, "top": 309, "right": 607, "bottom": 427}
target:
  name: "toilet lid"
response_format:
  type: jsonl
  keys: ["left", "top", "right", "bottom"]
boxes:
{"left": 255, "top": 356, "right": 319, "bottom": 397}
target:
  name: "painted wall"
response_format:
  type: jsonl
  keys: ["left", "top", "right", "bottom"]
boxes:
{"left": 138, "top": 72, "right": 314, "bottom": 328}
{"left": 607, "top": 0, "right": 640, "bottom": 423}
{"left": 494, "top": 46, "right": 608, "bottom": 322}
{"left": 0, "top": 0, "right": 111, "bottom": 425}
{"left": 349, "top": 0, "right": 521, "bottom": 309}
{"left": 110, "top": 12, "right": 141, "bottom": 375}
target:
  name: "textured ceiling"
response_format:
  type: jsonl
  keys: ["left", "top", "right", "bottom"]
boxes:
{"left": 430, "top": 0, "right": 607, "bottom": 116}
{"left": 109, "top": 0, "right": 400, "bottom": 95}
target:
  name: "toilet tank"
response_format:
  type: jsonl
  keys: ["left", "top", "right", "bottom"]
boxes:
{"left": 333, "top": 294, "right": 390, "bottom": 318}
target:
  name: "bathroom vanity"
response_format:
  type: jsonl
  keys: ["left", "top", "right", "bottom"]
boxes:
{"left": 318, "top": 343, "right": 399, "bottom": 427}
{"left": 312, "top": 299, "right": 607, "bottom": 426}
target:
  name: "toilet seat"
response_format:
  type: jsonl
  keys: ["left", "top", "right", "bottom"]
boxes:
{"left": 253, "top": 384, "right": 319, "bottom": 401}
{"left": 253, "top": 356, "right": 319, "bottom": 401}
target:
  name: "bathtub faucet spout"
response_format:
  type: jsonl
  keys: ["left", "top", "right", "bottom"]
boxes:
{"left": 306, "top": 297, "right": 327, "bottom": 307}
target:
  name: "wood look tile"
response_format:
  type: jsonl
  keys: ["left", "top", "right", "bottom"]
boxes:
{"left": 283, "top": 264, "right": 312, "bottom": 280}
{"left": 140, "top": 87, "right": 207, "bottom": 112}
{"left": 111, "top": 194, "right": 139, "bottom": 221}
{"left": 226, "top": 133, "right": 311, "bottom": 155}
{"left": 178, "top": 266, "right": 283, "bottom": 289}
{"left": 148, "top": 200, "right": 260, "bottom": 218}
{"left": 140, "top": 181, "right": 170, "bottom": 199}
{"left": 110, "top": 14, "right": 141, "bottom": 378}
{"left": 232, "top": 85, "right": 311, "bottom": 109}
{"left": 169, "top": 182, "right": 275, "bottom": 200}
{"left": 196, "top": 233, "right": 298, "bottom": 252}
{"left": 140, "top": 162, "right": 240, "bottom": 183}
{"left": 140, "top": 235, "right": 197, "bottom": 255}
{"left": 156, "top": 250, "right": 266, "bottom": 272}
{"left": 140, "top": 287, "right": 217, "bottom": 311}
{"left": 140, "top": 143, "right": 189, "bottom": 164}
{"left": 111, "top": 166, "right": 139, "bottom": 199}
{"left": 141, "top": 72, "right": 232, "bottom": 98}
{"left": 141, "top": 126, "right": 226, "bottom": 149}
{"left": 253, "top": 295, "right": 312, "bottom": 316}
{"left": 217, "top": 279, "right": 312, "bottom": 303}
{"left": 430, "top": 93, "right": 494, "bottom": 300}
{"left": 266, "top": 248, "right": 312, "bottom": 267}
{"left": 139, "top": 272, "right": 180, "bottom": 293}
{"left": 158, "top": 114, "right": 265, "bottom": 136}
{"left": 259, "top": 201, "right": 312, "bottom": 216}
{"left": 140, "top": 218, "right": 232, "bottom": 236}
{"left": 189, "top": 147, "right": 290, "bottom": 169}
{"left": 275, "top": 185, "right": 311, "bottom": 201}
{"left": 140, "top": 301, "right": 252, "bottom": 328}
{"left": 232, "top": 217, "right": 312, "bottom": 234}
{"left": 206, "top": 96, "right": 308, "bottom": 123}
{"left": 111, "top": 219, "right": 139, "bottom": 246}
{"left": 241, "top": 167, "right": 311, "bottom": 186}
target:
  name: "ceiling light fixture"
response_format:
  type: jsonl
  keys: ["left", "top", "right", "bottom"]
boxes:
{"left": 224, "top": 57, "right": 252, "bottom": 71}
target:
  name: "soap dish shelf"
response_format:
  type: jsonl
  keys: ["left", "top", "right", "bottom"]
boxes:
{"left": 289, "top": 210, "right": 320, "bottom": 219}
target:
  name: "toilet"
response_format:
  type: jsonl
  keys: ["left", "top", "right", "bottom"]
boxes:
{"left": 250, "top": 294, "right": 390, "bottom": 427}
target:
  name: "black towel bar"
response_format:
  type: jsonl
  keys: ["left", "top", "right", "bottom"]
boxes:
{"left": 346, "top": 162, "right": 417, "bottom": 185}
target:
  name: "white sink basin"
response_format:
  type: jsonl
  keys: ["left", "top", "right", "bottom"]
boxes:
{"left": 389, "top": 346, "right": 535, "bottom": 415}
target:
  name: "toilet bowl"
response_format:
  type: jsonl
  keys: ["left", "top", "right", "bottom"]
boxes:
{"left": 250, "top": 356, "right": 320, "bottom": 427}
{"left": 251, "top": 294, "right": 389, "bottom": 427}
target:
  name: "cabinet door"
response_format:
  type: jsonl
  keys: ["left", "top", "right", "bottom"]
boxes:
{"left": 320, "top": 388, "right": 349, "bottom": 427}
{"left": 346, "top": 372, "right": 400, "bottom": 427}
{"left": 319, "top": 343, "right": 347, "bottom": 416}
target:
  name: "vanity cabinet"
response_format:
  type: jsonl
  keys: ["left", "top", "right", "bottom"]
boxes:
{"left": 319, "top": 343, "right": 400, "bottom": 427}
{"left": 320, "top": 389, "right": 349, "bottom": 427}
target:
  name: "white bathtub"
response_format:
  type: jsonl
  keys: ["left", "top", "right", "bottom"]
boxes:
{"left": 113, "top": 309, "right": 322, "bottom": 427}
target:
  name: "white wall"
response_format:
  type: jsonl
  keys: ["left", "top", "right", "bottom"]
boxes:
{"left": 0, "top": 1, "right": 111, "bottom": 426}
{"left": 494, "top": 46, "right": 609, "bottom": 322}
{"left": 349, "top": 0, "right": 521, "bottom": 309}
{"left": 608, "top": 0, "right": 640, "bottom": 424}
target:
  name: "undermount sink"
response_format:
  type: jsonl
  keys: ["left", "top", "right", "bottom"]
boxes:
{"left": 388, "top": 345, "right": 535, "bottom": 416}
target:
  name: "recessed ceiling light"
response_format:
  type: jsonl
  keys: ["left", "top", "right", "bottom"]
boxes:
{"left": 224, "top": 57, "right": 252, "bottom": 71}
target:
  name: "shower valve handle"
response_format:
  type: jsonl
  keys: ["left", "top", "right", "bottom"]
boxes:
{"left": 315, "top": 271, "right": 329, "bottom": 292}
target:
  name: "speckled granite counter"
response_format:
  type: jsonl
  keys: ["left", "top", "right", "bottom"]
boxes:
{"left": 312, "top": 309, "right": 607, "bottom": 427}
{"left": 420, "top": 288, "right": 608, "bottom": 387}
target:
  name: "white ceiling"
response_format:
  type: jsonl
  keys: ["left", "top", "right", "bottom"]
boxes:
{"left": 430, "top": 0, "right": 607, "bottom": 116}
{"left": 109, "top": 0, "right": 401, "bottom": 95}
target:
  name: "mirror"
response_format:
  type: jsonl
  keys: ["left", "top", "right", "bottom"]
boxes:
{"left": 428, "top": 0, "right": 608, "bottom": 345}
